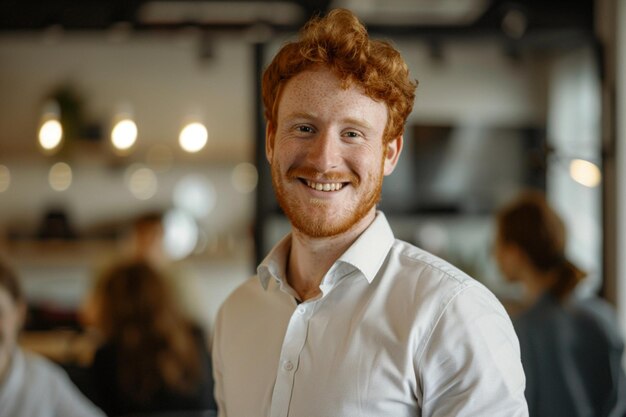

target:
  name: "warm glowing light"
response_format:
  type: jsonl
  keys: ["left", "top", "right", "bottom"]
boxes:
{"left": 0, "top": 165, "right": 10, "bottom": 192}
{"left": 111, "top": 119, "right": 138, "bottom": 150}
{"left": 179, "top": 122, "right": 208, "bottom": 153}
{"left": 39, "top": 119, "right": 63, "bottom": 151}
{"left": 48, "top": 162, "right": 72, "bottom": 191}
{"left": 569, "top": 159, "right": 601, "bottom": 188}
{"left": 126, "top": 165, "right": 158, "bottom": 200}
{"left": 231, "top": 162, "right": 258, "bottom": 193}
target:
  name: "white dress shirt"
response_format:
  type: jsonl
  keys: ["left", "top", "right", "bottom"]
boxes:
{"left": 213, "top": 212, "right": 528, "bottom": 417}
{"left": 0, "top": 348, "right": 105, "bottom": 417}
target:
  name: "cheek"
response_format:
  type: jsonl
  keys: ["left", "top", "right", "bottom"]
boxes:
{"left": 351, "top": 147, "right": 384, "bottom": 171}
{"left": 273, "top": 141, "right": 301, "bottom": 167}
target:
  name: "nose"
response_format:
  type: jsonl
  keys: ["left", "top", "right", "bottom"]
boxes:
{"left": 306, "top": 130, "right": 340, "bottom": 172}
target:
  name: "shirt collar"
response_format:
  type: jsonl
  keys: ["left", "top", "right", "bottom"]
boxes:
{"left": 336, "top": 211, "right": 395, "bottom": 283}
{"left": 258, "top": 233, "right": 291, "bottom": 290}
{"left": 257, "top": 211, "right": 395, "bottom": 289}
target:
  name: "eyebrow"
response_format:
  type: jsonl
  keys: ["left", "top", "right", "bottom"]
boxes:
{"left": 284, "top": 112, "right": 374, "bottom": 131}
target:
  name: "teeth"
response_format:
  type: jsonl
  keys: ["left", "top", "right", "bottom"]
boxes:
{"left": 306, "top": 180, "right": 343, "bottom": 192}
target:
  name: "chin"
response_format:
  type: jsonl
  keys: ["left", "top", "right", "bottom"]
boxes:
{"left": 289, "top": 205, "right": 375, "bottom": 238}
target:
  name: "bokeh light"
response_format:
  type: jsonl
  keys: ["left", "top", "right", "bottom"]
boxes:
{"left": 231, "top": 162, "right": 258, "bottom": 193}
{"left": 48, "top": 162, "right": 72, "bottom": 191}
{"left": 111, "top": 119, "right": 138, "bottom": 151}
{"left": 125, "top": 164, "right": 158, "bottom": 200}
{"left": 173, "top": 175, "right": 216, "bottom": 218}
{"left": 39, "top": 119, "right": 63, "bottom": 151}
{"left": 569, "top": 159, "right": 601, "bottom": 188}
{"left": 179, "top": 122, "right": 208, "bottom": 153}
{"left": 163, "top": 209, "right": 199, "bottom": 260}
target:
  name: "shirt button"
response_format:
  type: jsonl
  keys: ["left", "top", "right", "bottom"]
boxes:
{"left": 296, "top": 306, "right": 306, "bottom": 315}
{"left": 283, "top": 361, "right": 294, "bottom": 372}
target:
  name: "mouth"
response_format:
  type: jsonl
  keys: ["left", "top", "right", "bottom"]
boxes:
{"left": 302, "top": 179, "right": 346, "bottom": 192}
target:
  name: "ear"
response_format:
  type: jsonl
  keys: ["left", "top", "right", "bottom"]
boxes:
{"left": 383, "top": 135, "right": 403, "bottom": 176}
{"left": 265, "top": 122, "right": 275, "bottom": 164}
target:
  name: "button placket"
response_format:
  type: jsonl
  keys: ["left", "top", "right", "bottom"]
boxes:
{"left": 269, "top": 301, "right": 314, "bottom": 417}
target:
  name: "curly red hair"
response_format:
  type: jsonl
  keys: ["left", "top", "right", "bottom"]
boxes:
{"left": 262, "top": 8, "right": 417, "bottom": 143}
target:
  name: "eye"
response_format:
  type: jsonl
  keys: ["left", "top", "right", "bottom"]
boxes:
{"left": 293, "top": 125, "right": 315, "bottom": 136}
{"left": 342, "top": 130, "right": 363, "bottom": 140}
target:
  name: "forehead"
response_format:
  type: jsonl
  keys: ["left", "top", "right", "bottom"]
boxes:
{"left": 276, "top": 68, "right": 387, "bottom": 125}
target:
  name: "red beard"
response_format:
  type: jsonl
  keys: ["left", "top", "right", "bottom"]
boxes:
{"left": 271, "top": 161, "right": 383, "bottom": 238}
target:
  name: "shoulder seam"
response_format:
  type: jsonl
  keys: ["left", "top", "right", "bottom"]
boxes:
{"left": 394, "top": 243, "right": 469, "bottom": 285}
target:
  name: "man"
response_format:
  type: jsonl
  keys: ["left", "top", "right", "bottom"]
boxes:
{"left": 213, "top": 8, "right": 528, "bottom": 417}
{"left": 0, "top": 259, "right": 106, "bottom": 417}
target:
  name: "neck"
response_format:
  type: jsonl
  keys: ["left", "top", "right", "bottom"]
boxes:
{"left": 287, "top": 210, "right": 375, "bottom": 301}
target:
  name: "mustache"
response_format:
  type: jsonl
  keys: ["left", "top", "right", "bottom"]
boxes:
{"left": 286, "top": 166, "right": 359, "bottom": 185}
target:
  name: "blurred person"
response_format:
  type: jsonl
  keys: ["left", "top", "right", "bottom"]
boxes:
{"left": 213, "top": 8, "right": 527, "bottom": 417}
{"left": 0, "top": 258, "right": 105, "bottom": 417}
{"left": 128, "top": 211, "right": 166, "bottom": 266}
{"left": 88, "top": 259, "right": 216, "bottom": 416}
{"left": 126, "top": 212, "right": 211, "bottom": 338}
{"left": 81, "top": 211, "right": 210, "bottom": 339}
{"left": 494, "top": 190, "right": 626, "bottom": 417}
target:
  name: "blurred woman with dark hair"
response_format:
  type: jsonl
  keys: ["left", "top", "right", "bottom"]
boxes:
{"left": 89, "top": 260, "right": 216, "bottom": 416}
{"left": 0, "top": 258, "right": 105, "bottom": 417}
{"left": 494, "top": 191, "right": 626, "bottom": 417}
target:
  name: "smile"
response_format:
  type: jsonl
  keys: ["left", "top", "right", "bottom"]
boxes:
{"left": 305, "top": 180, "right": 344, "bottom": 192}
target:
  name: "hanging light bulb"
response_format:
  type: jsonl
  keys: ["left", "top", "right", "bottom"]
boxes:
{"left": 179, "top": 121, "right": 208, "bottom": 153}
{"left": 111, "top": 119, "right": 138, "bottom": 150}
{"left": 38, "top": 101, "right": 63, "bottom": 153}
{"left": 111, "top": 103, "right": 137, "bottom": 154}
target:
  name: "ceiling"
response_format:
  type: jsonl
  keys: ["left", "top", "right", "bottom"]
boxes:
{"left": 0, "top": 0, "right": 595, "bottom": 42}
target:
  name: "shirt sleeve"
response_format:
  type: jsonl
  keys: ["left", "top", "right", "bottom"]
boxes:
{"left": 417, "top": 284, "right": 528, "bottom": 417}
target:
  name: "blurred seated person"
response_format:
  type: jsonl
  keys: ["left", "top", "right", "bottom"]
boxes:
{"left": 125, "top": 211, "right": 210, "bottom": 337}
{"left": 494, "top": 191, "right": 626, "bottom": 417}
{"left": 81, "top": 212, "right": 210, "bottom": 340}
{"left": 88, "top": 260, "right": 216, "bottom": 416}
{"left": 0, "top": 259, "right": 105, "bottom": 417}
{"left": 128, "top": 211, "right": 167, "bottom": 267}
